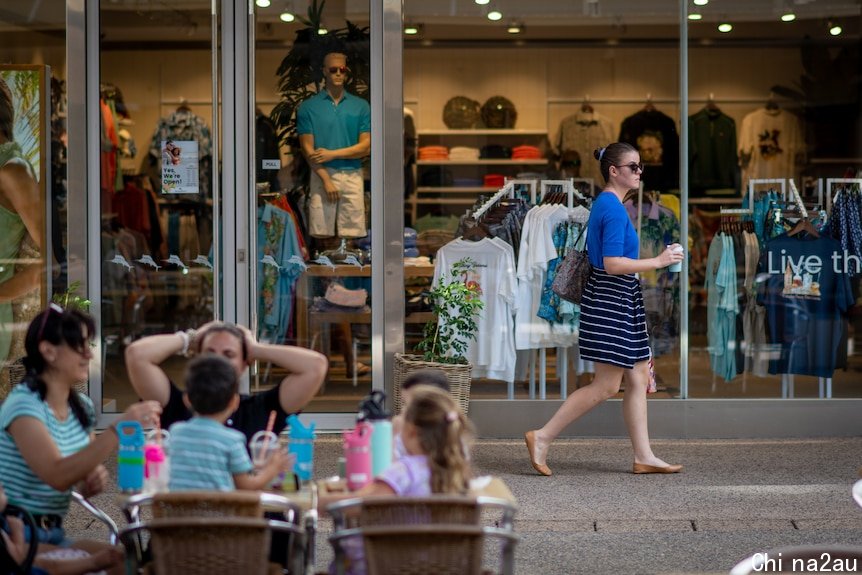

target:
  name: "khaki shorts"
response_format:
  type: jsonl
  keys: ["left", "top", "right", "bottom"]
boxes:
{"left": 308, "top": 169, "right": 366, "bottom": 238}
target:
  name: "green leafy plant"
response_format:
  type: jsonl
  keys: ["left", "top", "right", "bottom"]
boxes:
{"left": 415, "top": 258, "right": 484, "bottom": 365}
{"left": 52, "top": 281, "right": 91, "bottom": 311}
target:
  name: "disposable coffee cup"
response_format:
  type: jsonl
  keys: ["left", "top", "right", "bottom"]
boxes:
{"left": 668, "top": 245, "right": 684, "bottom": 273}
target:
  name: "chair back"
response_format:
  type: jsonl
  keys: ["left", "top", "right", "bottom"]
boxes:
{"left": 328, "top": 495, "right": 513, "bottom": 530}
{"left": 151, "top": 490, "right": 264, "bottom": 518}
{"left": 730, "top": 545, "right": 862, "bottom": 574}
{"left": 362, "top": 524, "right": 485, "bottom": 575}
{"left": 130, "top": 516, "right": 271, "bottom": 575}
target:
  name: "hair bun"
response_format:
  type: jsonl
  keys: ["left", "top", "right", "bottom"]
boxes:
{"left": 593, "top": 147, "right": 605, "bottom": 161}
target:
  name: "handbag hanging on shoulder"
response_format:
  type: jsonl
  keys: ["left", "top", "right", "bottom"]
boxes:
{"left": 551, "top": 248, "right": 593, "bottom": 305}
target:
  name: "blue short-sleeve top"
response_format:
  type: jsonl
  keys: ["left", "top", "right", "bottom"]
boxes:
{"left": 587, "top": 191, "right": 640, "bottom": 269}
{"left": 296, "top": 90, "right": 371, "bottom": 171}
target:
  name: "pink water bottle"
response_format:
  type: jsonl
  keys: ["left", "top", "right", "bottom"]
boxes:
{"left": 343, "top": 421, "right": 372, "bottom": 491}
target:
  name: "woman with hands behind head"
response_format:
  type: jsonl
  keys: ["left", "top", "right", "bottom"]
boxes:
{"left": 0, "top": 304, "right": 161, "bottom": 574}
{"left": 125, "top": 320, "right": 327, "bottom": 441}
{"left": 525, "top": 142, "right": 684, "bottom": 477}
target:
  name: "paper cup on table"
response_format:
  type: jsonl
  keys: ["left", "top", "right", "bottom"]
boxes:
{"left": 668, "top": 245, "right": 684, "bottom": 273}
{"left": 249, "top": 430, "right": 279, "bottom": 469}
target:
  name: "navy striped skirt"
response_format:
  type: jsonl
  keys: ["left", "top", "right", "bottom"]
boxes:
{"left": 578, "top": 268, "right": 650, "bottom": 369}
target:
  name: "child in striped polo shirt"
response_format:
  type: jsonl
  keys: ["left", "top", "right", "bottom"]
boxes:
{"left": 168, "top": 355, "right": 291, "bottom": 491}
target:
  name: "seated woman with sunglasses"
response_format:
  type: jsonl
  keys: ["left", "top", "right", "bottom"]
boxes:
{"left": 0, "top": 304, "right": 161, "bottom": 574}
{"left": 525, "top": 143, "right": 685, "bottom": 477}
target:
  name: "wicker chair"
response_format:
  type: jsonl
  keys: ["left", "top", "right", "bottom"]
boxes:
{"left": 729, "top": 544, "right": 862, "bottom": 574}
{"left": 121, "top": 491, "right": 310, "bottom": 575}
{"left": 119, "top": 516, "right": 301, "bottom": 575}
{"left": 330, "top": 524, "right": 518, "bottom": 575}
{"left": 327, "top": 496, "right": 518, "bottom": 575}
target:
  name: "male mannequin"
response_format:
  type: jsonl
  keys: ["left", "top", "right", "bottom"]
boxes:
{"left": 296, "top": 52, "right": 371, "bottom": 240}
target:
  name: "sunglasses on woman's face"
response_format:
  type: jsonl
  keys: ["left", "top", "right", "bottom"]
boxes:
{"left": 327, "top": 66, "right": 349, "bottom": 75}
{"left": 615, "top": 162, "right": 645, "bottom": 173}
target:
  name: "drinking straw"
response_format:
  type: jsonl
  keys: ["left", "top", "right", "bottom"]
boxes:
{"left": 261, "top": 410, "right": 277, "bottom": 462}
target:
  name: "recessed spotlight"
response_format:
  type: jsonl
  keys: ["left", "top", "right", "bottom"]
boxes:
{"left": 404, "top": 24, "right": 419, "bottom": 35}
{"left": 507, "top": 22, "right": 523, "bottom": 34}
{"left": 717, "top": 22, "right": 732, "bottom": 33}
{"left": 488, "top": 10, "right": 503, "bottom": 21}
{"left": 829, "top": 24, "right": 842, "bottom": 36}
{"left": 688, "top": 13, "right": 702, "bottom": 20}
{"left": 279, "top": 11, "right": 295, "bottom": 22}
{"left": 781, "top": 13, "right": 796, "bottom": 22}
{"left": 474, "top": 0, "right": 490, "bottom": 4}
{"left": 255, "top": 0, "right": 271, "bottom": 7}
{"left": 693, "top": 0, "right": 708, "bottom": 5}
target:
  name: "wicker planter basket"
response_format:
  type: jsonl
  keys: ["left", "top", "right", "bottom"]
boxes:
{"left": 393, "top": 353, "right": 472, "bottom": 415}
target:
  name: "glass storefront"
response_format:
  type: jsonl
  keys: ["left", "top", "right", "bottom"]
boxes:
{"left": 1, "top": 1, "right": 860, "bottom": 432}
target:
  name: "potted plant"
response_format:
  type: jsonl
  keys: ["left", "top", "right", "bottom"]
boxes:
{"left": 394, "top": 258, "right": 484, "bottom": 414}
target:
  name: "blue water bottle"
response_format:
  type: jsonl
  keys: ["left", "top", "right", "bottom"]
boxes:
{"left": 116, "top": 421, "right": 145, "bottom": 493}
{"left": 360, "top": 390, "right": 393, "bottom": 476}
{"left": 287, "top": 415, "right": 316, "bottom": 482}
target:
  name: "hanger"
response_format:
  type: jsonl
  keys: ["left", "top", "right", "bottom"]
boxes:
{"left": 705, "top": 92, "right": 720, "bottom": 112}
{"left": 643, "top": 93, "right": 655, "bottom": 112}
{"left": 765, "top": 91, "right": 779, "bottom": 111}
{"left": 787, "top": 217, "right": 819, "bottom": 238}
{"left": 177, "top": 98, "right": 191, "bottom": 113}
{"left": 581, "top": 94, "right": 594, "bottom": 114}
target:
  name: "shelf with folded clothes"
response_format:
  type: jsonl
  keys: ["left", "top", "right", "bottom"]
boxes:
{"left": 416, "top": 159, "right": 548, "bottom": 165}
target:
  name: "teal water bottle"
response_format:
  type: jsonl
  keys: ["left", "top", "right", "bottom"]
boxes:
{"left": 287, "top": 415, "right": 316, "bottom": 482}
{"left": 359, "top": 390, "right": 392, "bottom": 476}
{"left": 117, "top": 421, "right": 145, "bottom": 493}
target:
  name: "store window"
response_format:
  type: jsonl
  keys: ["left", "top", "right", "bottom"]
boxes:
{"left": 99, "top": 1, "right": 217, "bottom": 412}
{"left": 253, "top": 0, "right": 373, "bottom": 412}
{"left": 687, "top": 1, "right": 862, "bottom": 399}
{"left": 0, "top": 4, "right": 66, "bottom": 402}
{"left": 402, "top": 0, "right": 682, "bottom": 400}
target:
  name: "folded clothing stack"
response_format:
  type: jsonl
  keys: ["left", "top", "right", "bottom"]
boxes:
{"left": 448, "top": 146, "right": 480, "bottom": 161}
{"left": 484, "top": 174, "right": 506, "bottom": 188}
{"left": 511, "top": 145, "right": 542, "bottom": 160}
{"left": 418, "top": 145, "right": 448, "bottom": 160}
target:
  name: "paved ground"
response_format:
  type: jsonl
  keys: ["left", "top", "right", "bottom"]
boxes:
{"left": 65, "top": 436, "right": 862, "bottom": 574}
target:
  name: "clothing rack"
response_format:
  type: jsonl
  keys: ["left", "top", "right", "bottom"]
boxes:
{"left": 522, "top": 179, "right": 584, "bottom": 401}
{"left": 788, "top": 179, "right": 808, "bottom": 219}
{"left": 472, "top": 181, "right": 516, "bottom": 220}
{"left": 503, "top": 178, "right": 538, "bottom": 205}
{"left": 825, "top": 178, "right": 862, "bottom": 214}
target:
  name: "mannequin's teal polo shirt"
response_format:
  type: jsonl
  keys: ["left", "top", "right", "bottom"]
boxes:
{"left": 296, "top": 90, "right": 371, "bottom": 171}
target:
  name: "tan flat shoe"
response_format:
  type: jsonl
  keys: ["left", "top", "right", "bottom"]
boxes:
{"left": 525, "top": 431, "right": 552, "bottom": 476}
{"left": 632, "top": 463, "right": 683, "bottom": 474}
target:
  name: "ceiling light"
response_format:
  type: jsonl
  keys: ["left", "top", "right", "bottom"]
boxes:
{"left": 829, "top": 24, "right": 842, "bottom": 36}
{"left": 279, "top": 10, "right": 295, "bottom": 22}
{"left": 781, "top": 12, "right": 796, "bottom": 22}
{"left": 318, "top": 27, "right": 328, "bottom": 35}
{"left": 688, "top": 13, "right": 702, "bottom": 20}
{"left": 404, "top": 24, "right": 420, "bottom": 35}
{"left": 474, "top": 0, "right": 490, "bottom": 4}
{"left": 507, "top": 22, "right": 523, "bottom": 34}
{"left": 255, "top": 0, "right": 271, "bottom": 7}
{"left": 693, "top": 0, "right": 708, "bottom": 5}
{"left": 717, "top": 22, "right": 732, "bottom": 33}
{"left": 488, "top": 10, "right": 503, "bottom": 21}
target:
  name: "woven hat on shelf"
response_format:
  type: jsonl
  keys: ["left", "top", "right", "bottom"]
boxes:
{"left": 481, "top": 96, "right": 517, "bottom": 129}
{"left": 443, "top": 96, "right": 481, "bottom": 129}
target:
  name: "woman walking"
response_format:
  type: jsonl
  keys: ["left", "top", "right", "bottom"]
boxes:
{"left": 525, "top": 142, "right": 684, "bottom": 476}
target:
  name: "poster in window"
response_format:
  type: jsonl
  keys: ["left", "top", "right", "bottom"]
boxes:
{"left": 0, "top": 64, "right": 49, "bottom": 397}
{"left": 160, "top": 139, "right": 199, "bottom": 194}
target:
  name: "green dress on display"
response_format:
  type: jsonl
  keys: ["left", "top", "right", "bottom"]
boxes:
{"left": 0, "top": 141, "right": 37, "bottom": 398}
